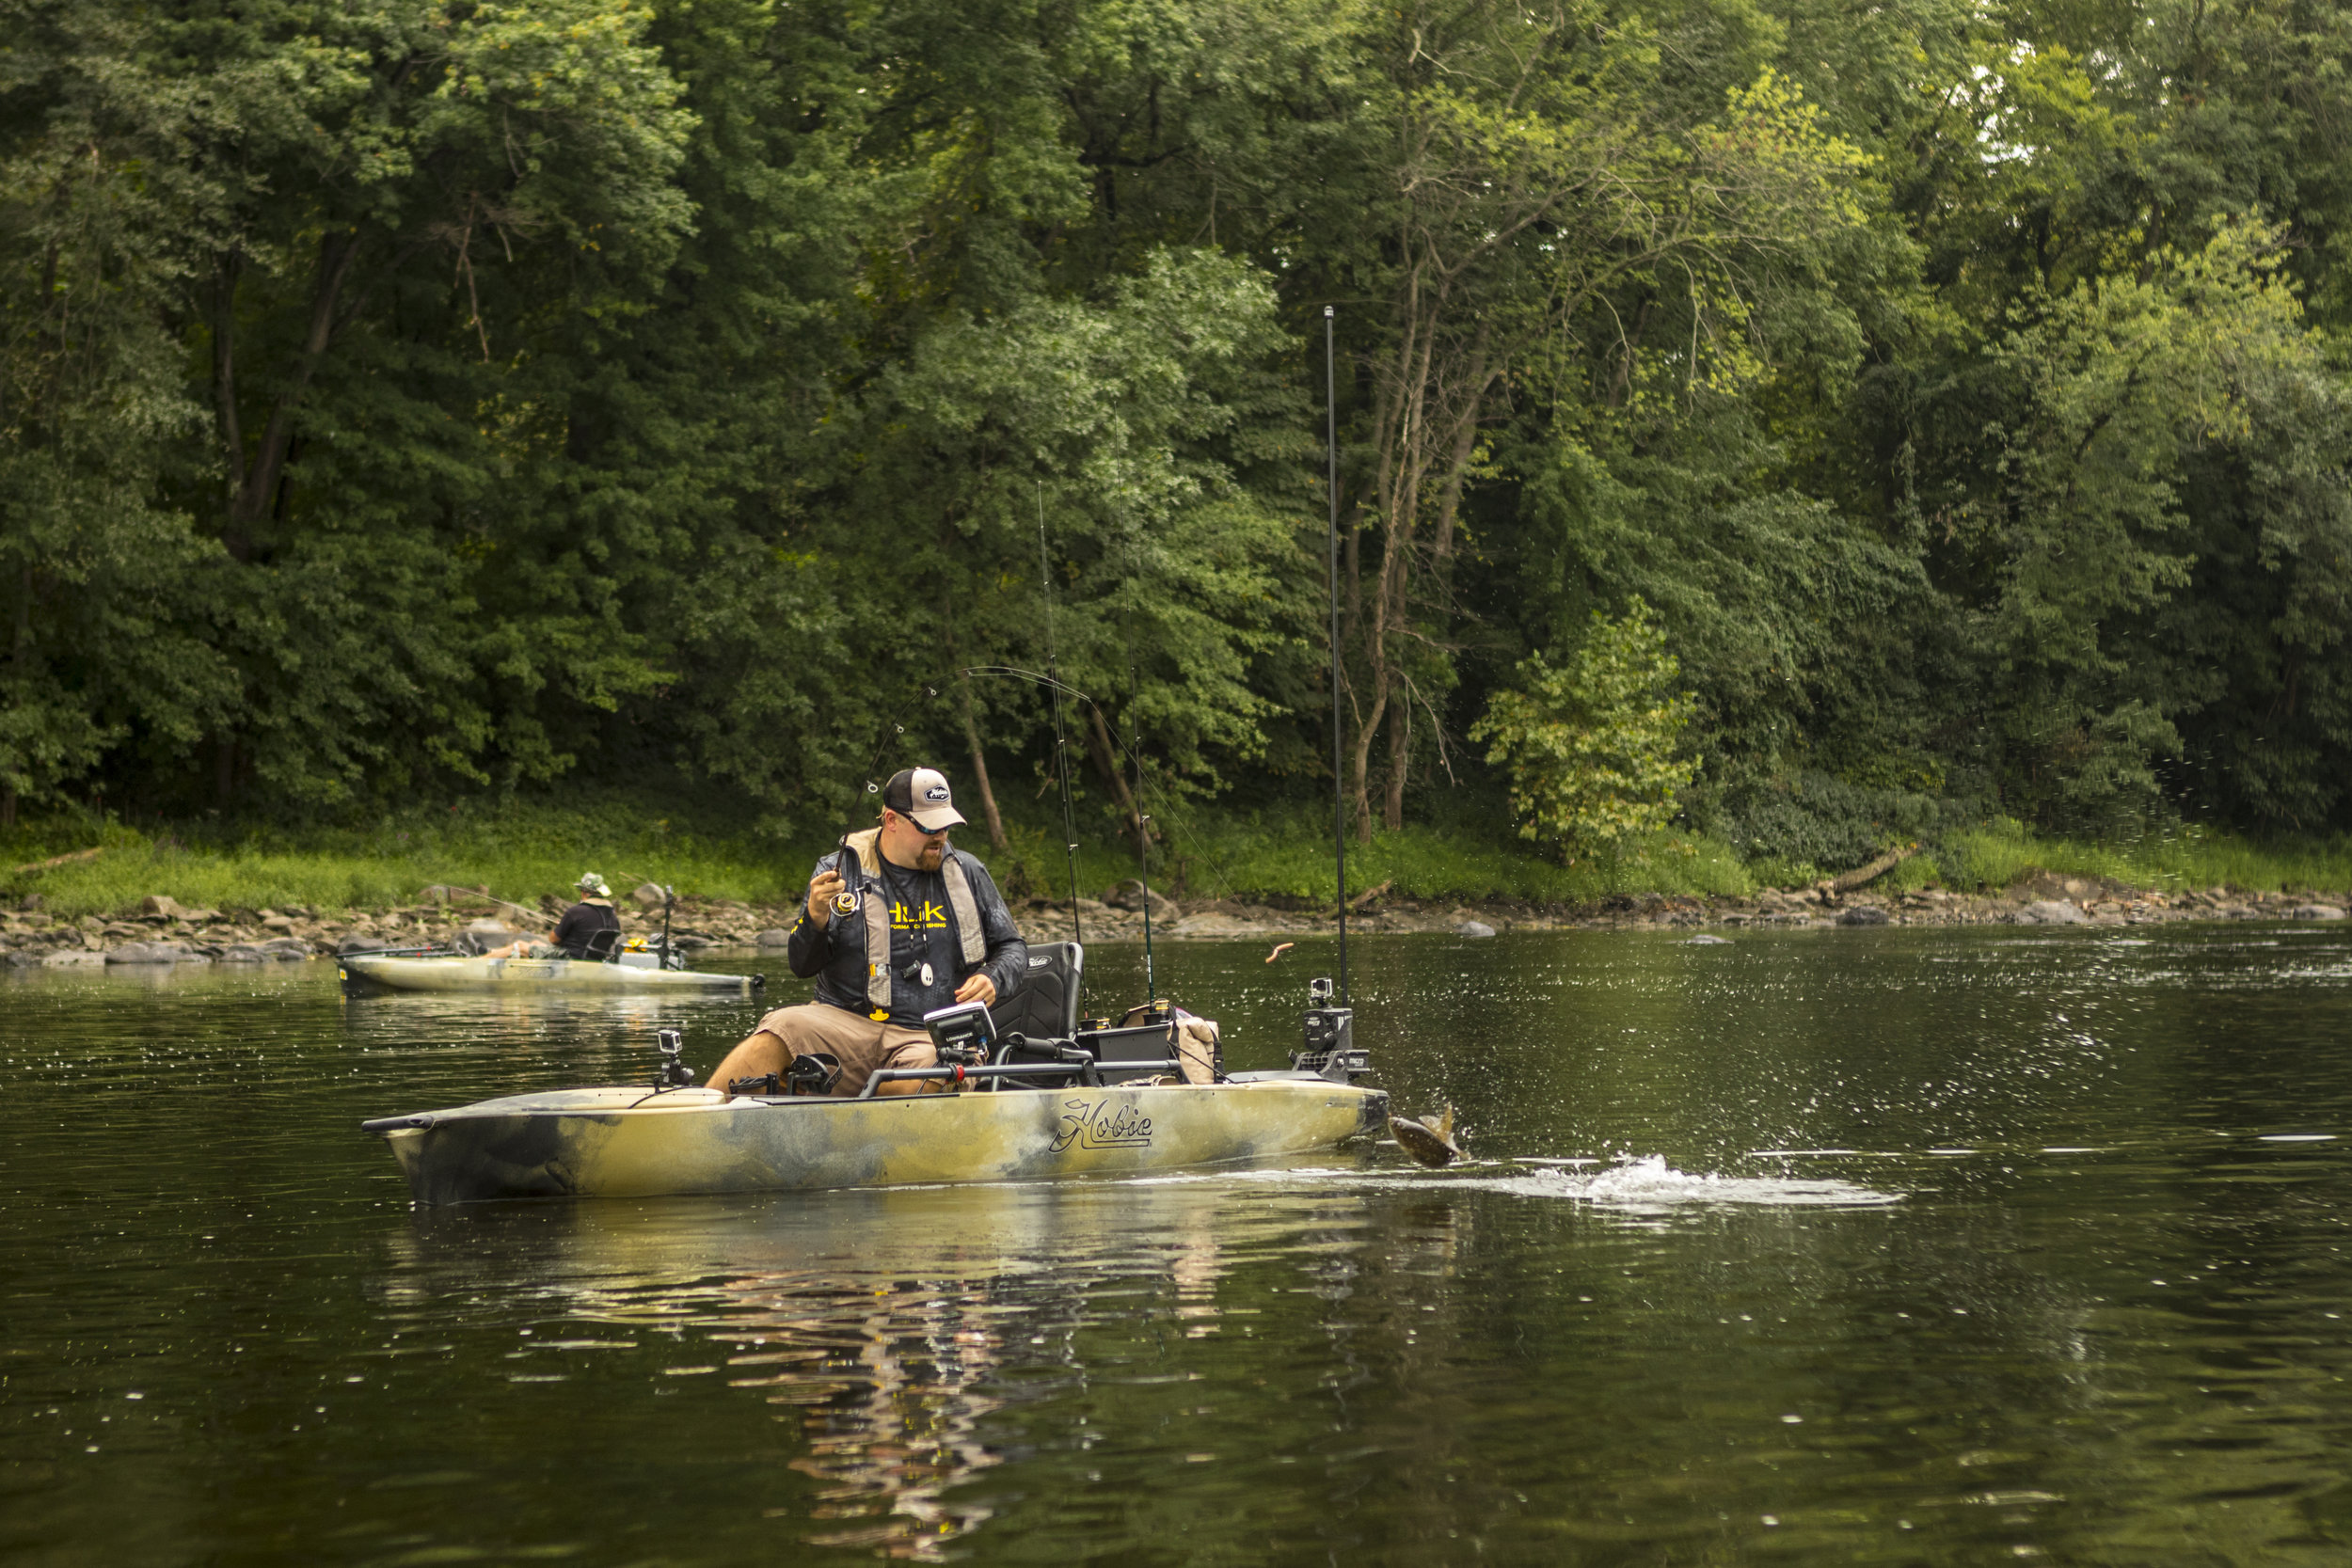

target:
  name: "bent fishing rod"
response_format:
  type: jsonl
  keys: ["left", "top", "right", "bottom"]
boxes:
{"left": 828, "top": 681, "right": 942, "bottom": 917}
{"left": 959, "top": 662, "right": 1161, "bottom": 998}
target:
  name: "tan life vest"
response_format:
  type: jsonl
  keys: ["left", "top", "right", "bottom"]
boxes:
{"left": 839, "top": 828, "right": 989, "bottom": 1015}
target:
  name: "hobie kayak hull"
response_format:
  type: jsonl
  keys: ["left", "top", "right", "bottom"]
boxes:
{"left": 340, "top": 955, "right": 758, "bottom": 995}
{"left": 369, "top": 1080, "right": 1390, "bottom": 1205}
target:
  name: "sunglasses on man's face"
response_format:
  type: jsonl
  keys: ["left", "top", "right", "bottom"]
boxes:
{"left": 890, "top": 811, "right": 951, "bottom": 839}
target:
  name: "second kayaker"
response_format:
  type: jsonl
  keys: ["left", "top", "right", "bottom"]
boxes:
{"left": 488, "top": 871, "right": 622, "bottom": 959}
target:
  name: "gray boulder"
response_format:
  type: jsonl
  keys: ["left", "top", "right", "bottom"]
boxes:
{"left": 216, "top": 944, "right": 267, "bottom": 962}
{"left": 5, "top": 949, "right": 43, "bottom": 967}
{"left": 1454, "top": 920, "right": 1498, "bottom": 938}
{"left": 1679, "top": 933, "right": 1733, "bottom": 945}
{"left": 1838, "top": 906, "right": 1891, "bottom": 926}
{"left": 1101, "top": 879, "right": 1178, "bottom": 919}
{"left": 106, "top": 941, "right": 199, "bottom": 964}
{"left": 2013, "top": 900, "right": 2090, "bottom": 926}
{"left": 632, "top": 881, "right": 671, "bottom": 909}
{"left": 2290, "top": 904, "right": 2347, "bottom": 921}
{"left": 260, "top": 937, "right": 312, "bottom": 961}
{"left": 754, "top": 927, "right": 795, "bottom": 947}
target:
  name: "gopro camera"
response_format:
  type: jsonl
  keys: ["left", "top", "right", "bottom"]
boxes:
{"left": 1295, "top": 977, "right": 1366, "bottom": 1081}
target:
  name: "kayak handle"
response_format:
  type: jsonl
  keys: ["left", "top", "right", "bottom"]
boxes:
{"left": 360, "top": 1114, "right": 437, "bottom": 1135}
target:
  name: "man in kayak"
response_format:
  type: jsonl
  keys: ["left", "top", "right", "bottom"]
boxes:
{"left": 488, "top": 873, "right": 622, "bottom": 959}
{"left": 547, "top": 873, "right": 624, "bottom": 958}
{"left": 709, "top": 768, "right": 1028, "bottom": 1097}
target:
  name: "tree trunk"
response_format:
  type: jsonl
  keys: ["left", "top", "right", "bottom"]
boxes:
{"left": 213, "top": 253, "right": 243, "bottom": 509}
{"left": 959, "top": 688, "right": 1006, "bottom": 847}
{"left": 228, "top": 230, "right": 361, "bottom": 542}
{"left": 1084, "top": 705, "right": 1144, "bottom": 839}
{"left": 1383, "top": 696, "right": 1410, "bottom": 832}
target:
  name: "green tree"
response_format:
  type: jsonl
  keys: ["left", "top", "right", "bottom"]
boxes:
{"left": 1470, "top": 596, "right": 1698, "bottom": 857}
{"left": 0, "top": 2, "right": 236, "bottom": 827}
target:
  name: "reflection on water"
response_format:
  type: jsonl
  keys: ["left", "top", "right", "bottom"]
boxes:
{"left": 5, "top": 925, "right": 2352, "bottom": 1564}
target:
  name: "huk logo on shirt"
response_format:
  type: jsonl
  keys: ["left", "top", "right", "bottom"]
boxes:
{"left": 887, "top": 898, "right": 949, "bottom": 932}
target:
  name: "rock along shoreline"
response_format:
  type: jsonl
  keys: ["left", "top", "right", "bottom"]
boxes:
{"left": 3, "top": 873, "right": 2346, "bottom": 969}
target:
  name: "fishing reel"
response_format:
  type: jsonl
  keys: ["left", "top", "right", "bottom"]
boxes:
{"left": 832, "top": 887, "right": 859, "bottom": 917}
{"left": 652, "top": 1028, "right": 697, "bottom": 1090}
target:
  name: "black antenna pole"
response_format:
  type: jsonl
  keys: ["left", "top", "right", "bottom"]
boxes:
{"left": 1038, "top": 488, "right": 1083, "bottom": 943}
{"left": 1134, "top": 707, "right": 1155, "bottom": 1002}
{"left": 1326, "top": 305, "right": 1349, "bottom": 1006}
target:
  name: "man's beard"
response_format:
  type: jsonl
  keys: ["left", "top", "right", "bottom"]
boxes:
{"left": 916, "top": 839, "right": 946, "bottom": 870}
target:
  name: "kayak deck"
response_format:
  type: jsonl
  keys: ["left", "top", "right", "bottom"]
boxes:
{"left": 367, "top": 1078, "right": 1389, "bottom": 1204}
{"left": 341, "top": 954, "right": 760, "bottom": 995}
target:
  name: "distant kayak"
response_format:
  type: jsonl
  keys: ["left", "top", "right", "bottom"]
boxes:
{"left": 340, "top": 953, "right": 761, "bottom": 995}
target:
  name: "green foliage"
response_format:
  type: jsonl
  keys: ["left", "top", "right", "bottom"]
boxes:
{"left": 8, "top": 0, "right": 2352, "bottom": 872}
{"left": 0, "top": 799, "right": 805, "bottom": 918}
{"left": 1945, "top": 818, "right": 2352, "bottom": 898}
{"left": 1470, "top": 598, "right": 1700, "bottom": 858}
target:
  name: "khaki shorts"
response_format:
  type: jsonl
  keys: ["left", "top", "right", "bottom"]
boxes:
{"left": 742, "top": 1003, "right": 938, "bottom": 1096}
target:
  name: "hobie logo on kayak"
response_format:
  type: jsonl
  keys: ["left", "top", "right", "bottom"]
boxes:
{"left": 1050, "top": 1098, "right": 1152, "bottom": 1153}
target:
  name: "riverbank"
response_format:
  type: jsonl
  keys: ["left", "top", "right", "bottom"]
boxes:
{"left": 5, "top": 804, "right": 2349, "bottom": 961}
{"left": 5, "top": 870, "right": 2344, "bottom": 969}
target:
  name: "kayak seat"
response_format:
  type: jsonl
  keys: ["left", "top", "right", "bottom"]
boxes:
{"left": 994, "top": 942, "right": 1082, "bottom": 1041}
{"left": 580, "top": 927, "right": 623, "bottom": 963}
{"left": 985, "top": 942, "right": 1084, "bottom": 1090}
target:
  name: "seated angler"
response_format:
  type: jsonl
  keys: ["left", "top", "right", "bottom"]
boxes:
{"left": 708, "top": 768, "right": 1027, "bottom": 1097}
{"left": 488, "top": 872, "right": 621, "bottom": 959}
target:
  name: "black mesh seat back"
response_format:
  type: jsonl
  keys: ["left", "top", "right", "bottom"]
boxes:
{"left": 994, "top": 942, "right": 1083, "bottom": 1042}
{"left": 579, "top": 927, "right": 623, "bottom": 962}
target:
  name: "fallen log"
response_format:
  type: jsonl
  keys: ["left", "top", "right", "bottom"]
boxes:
{"left": 10, "top": 847, "right": 103, "bottom": 876}
{"left": 1827, "top": 843, "right": 1920, "bottom": 895}
{"left": 1343, "top": 879, "right": 1394, "bottom": 912}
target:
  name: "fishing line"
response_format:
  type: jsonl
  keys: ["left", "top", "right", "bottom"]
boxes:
{"left": 957, "top": 664, "right": 1249, "bottom": 913}
{"left": 832, "top": 679, "right": 941, "bottom": 916}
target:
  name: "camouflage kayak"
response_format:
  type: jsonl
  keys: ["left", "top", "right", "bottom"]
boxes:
{"left": 364, "top": 1077, "right": 1389, "bottom": 1205}
{"left": 340, "top": 953, "right": 760, "bottom": 995}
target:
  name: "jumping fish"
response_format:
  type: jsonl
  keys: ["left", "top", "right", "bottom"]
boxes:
{"left": 1390, "top": 1103, "right": 1463, "bottom": 1167}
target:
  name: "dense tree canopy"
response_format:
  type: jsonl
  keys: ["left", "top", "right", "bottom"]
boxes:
{"left": 6, "top": 0, "right": 2351, "bottom": 859}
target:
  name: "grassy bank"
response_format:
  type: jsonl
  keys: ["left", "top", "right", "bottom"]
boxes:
{"left": 4, "top": 801, "right": 2346, "bottom": 921}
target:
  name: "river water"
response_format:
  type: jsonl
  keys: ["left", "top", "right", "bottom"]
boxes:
{"left": 3, "top": 924, "right": 2349, "bottom": 1564}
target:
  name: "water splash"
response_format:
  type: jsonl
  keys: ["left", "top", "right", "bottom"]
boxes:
{"left": 1122, "top": 1155, "right": 1903, "bottom": 1212}
{"left": 1498, "top": 1154, "right": 1904, "bottom": 1212}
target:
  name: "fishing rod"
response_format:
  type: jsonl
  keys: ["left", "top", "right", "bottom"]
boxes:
{"left": 1131, "top": 682, "right": 1155, "bottom": 1004}
{"left": 960, "top": 662, "right": 1160, "bottom": 989}
{"left": 1037, "top": 490, "right": 1084, "bottom": 943}
{"left": 1325, "top": 305, "right": 1350, "bottom": 1005}
{"left": 830, "top": 681, "right": 941, "bottom": 918}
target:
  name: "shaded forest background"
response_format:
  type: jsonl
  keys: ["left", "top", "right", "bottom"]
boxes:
{"left": 7, "top": 0, "right": 2351, "bottom": 875}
